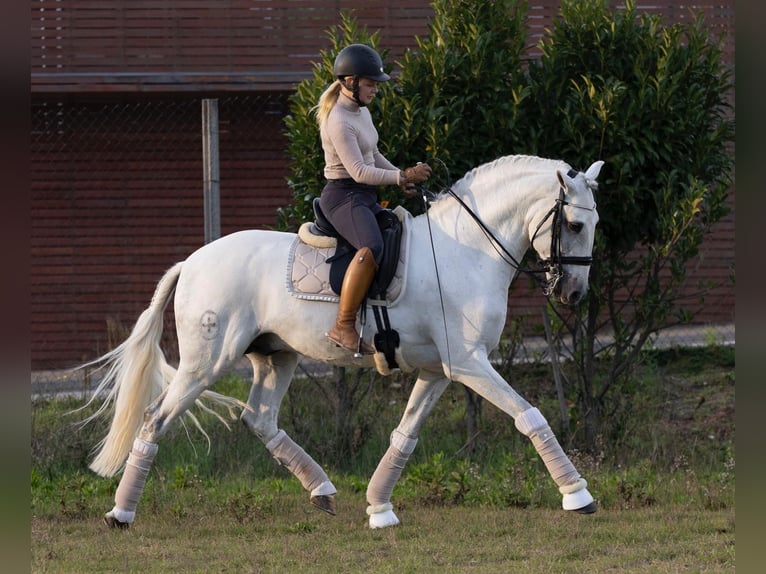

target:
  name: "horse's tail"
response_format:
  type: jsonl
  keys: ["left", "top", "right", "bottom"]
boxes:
{"left": 79, "top": 261, "right": 184, "bottom": 478}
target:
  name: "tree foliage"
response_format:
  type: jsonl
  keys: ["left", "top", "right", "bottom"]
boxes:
{"left": 380, "top": 0, "right": 528, "bottom": 181}
{"left": 522, "top": 0, "right": 734, "bottom": 450}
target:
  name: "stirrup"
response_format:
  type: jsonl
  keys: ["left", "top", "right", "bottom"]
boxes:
{"left": 326, "top": 332, "right": 375, "bottom": 356}
{"left": 354, "top": 339, "right": 376, "bottom": 356}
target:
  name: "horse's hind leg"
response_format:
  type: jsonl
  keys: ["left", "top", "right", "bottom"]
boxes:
{"left": 240, "top": 351, "right": 337, "bottom": 515}
{"left": 103, "top": 367, "right": 213, "bottom": 529}
{"left": 366, "top": 369, "right": 451, "bottom": 528}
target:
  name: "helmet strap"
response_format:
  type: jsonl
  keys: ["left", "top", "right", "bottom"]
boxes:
{"left": 342, "top": 76, "right": 365, "bottom": 107}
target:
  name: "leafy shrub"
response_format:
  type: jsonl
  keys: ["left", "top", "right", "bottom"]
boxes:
{"left": 523, "top": 0, "right": 734, "bottom": 452}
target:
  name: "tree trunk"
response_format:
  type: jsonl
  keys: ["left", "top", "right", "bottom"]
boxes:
{"left": 581, "top": 296, "right": 601, "bottom": 453}
{"left": 463, "top": 388, "right": 482, "bottom": 458}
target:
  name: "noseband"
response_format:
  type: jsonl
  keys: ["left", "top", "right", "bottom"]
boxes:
{"left": 531, "top": 169, "right": 597, "bottom": 295}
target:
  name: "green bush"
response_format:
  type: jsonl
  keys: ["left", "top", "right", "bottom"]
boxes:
{"left": 381, "top": 0, "right": 529, "bottom": 181}
{"left": 519, "top": 0, "right": 734, "bottom": 452}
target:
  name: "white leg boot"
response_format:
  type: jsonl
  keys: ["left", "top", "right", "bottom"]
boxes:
{"left": 366, "top": 430, "right": 417, "bottom": 528}
{"left": 515, "top": 408, "right": 597, "bottom": 513}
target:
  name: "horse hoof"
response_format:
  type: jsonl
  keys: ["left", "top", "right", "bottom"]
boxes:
{"left": 573, "top": 501, "right": 598, "bottom": 514}
{"left": 103, "top": 513, "right": 130, "bottom": 530}
{"left": 310, "top": 494, "right": 336, "bottom": 516}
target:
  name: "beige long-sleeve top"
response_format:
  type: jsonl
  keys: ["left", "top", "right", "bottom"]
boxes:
{"left": 321, "top": 92, "right": 401, "bottom": 186}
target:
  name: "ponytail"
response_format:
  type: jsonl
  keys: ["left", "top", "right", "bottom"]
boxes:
{"left": 314, "top": 80, "right": 342, "bottom": 127}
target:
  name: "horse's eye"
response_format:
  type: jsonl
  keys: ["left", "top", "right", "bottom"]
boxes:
{"left": 567, "top": 221, "right": 584, "bottom": 234}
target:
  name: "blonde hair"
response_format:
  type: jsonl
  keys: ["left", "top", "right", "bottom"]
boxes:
{"left": 314, "top": 80, "right": 343, "bottom": 127}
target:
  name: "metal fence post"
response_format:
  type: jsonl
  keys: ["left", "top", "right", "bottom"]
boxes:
{"left": 202, "top": 98, "right": 221, "bottom": 243}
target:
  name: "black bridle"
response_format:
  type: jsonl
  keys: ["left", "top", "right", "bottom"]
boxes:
{"left": 529, "top": 169, "right": 598, "bottom": 295}
{"left": 424, "top": 166, "right": 597, "bottom": 297}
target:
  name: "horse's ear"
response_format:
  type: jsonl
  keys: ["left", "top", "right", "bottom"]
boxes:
{"left": 584, "top": 160, "right": 605, "bottom": 181}
{"left": 557, "top": 169, "right": 576, "bottom": 193}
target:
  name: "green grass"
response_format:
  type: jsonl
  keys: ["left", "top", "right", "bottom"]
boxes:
{"left": 31, "top": 347, "right": 735, "bottom": 572}
{"left": 32, "top": 493, "right": 734, "bottom": 573}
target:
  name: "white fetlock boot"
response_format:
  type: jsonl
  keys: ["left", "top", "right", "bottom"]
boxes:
{"left": 515, "top": 407, "right": 598, "bottom": 515}
{"left": 561, "top": 479, "right": 597, "bottom": 513}
{"left": 365, "top": 430, "right": 417, "bottom": 528}
{"left": 367, "top": 503, "right": 400, "bottom": 529}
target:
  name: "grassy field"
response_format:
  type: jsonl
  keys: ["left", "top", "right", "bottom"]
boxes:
{"left": 32, "top": 493, "right": 733, "bottom": 573}
{"left": 31, "top": 347, "right": 735, "bottom": 572}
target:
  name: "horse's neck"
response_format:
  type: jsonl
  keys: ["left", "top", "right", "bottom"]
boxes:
{"left": 430, "top": 163, "right": 554, "bottom": 262}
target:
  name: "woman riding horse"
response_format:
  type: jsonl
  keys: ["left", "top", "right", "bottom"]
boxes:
{"left": 316, "top": 44, "right": 432, "bottom": 354}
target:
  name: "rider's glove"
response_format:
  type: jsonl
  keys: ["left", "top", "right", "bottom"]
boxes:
{"left": 399, "top": 162, "right": 432, "bottom": 197}
{"left": 403, "top": 163, "right": 432, "bottom": 184}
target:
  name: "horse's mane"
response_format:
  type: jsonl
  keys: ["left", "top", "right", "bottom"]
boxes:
{"left": 431, "top": 154, "right": 569, "bottom": 200}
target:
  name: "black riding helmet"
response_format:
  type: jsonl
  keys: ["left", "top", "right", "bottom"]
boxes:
{"left": 333, "top": 44, "right": 390, "bottom": 106}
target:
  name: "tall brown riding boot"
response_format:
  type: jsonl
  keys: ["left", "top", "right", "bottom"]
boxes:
{"left": 327, "top": 246, "right": 378, "bottom": 355}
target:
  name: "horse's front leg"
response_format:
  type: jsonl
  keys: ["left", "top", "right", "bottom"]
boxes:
{"left": 366, "top": 369, "right": 450, "bottom": 528}
{"left": 240, "top": 351, "right": 337, "bottom": 515}
{"left": 450, "top": 351, "right": 596, "bottom": 514}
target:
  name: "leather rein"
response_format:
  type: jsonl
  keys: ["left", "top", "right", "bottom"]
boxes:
{"left": 425, "top": 167, "right": 596, "bottom": 297}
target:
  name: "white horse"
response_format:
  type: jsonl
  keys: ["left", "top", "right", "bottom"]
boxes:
{"left": 81, "top": 154, "right": 603, "bottom": 530}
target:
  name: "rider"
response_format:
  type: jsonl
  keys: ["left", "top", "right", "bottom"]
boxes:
{"left": 316, "top": 44, "right": 432, "bottom": 354}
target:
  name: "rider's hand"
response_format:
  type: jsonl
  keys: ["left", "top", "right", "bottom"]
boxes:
{"left": 403, "top": 163, "right": 432, "bottom": 184}
{"left": 399, "top": 162, "right": 431, "bottom": 197}
{"left": 401, "top": 182, "right": 419, "bottom": 198}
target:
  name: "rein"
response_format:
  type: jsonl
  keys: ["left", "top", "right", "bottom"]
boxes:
{"left": 423, "top": 162, "right": 595, "bottom": 296}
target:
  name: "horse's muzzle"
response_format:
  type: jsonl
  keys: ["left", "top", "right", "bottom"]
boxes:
{"left": 560, "top": 289, "right": 583, "bottom": 306}
{"left": 554, "top": 274, "right": 587, "bottom": 306}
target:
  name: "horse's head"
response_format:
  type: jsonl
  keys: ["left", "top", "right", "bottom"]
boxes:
{"left": 531, "top": 160, "right": 603, "bottom": 306}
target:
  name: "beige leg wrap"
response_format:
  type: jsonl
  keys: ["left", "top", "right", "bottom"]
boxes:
{"left": 266, "top": 430, "right": 334, "bottom": 495}
{"left": 515, "top": 407, "right": 580, "bottom": 488}
{"left": 111, "top": 438, "right": 158, "bottom": 523}
{"left": 367, "top": 429, "right": 418, "bottom": 507}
